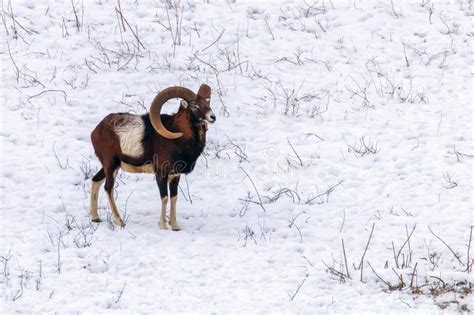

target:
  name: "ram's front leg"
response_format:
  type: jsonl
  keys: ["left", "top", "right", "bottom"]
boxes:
{"left": 156, "top": 173, "right": 168, "bottom": 230}
{"left": 168, "top": 174, "right": 181, "bottom": 231}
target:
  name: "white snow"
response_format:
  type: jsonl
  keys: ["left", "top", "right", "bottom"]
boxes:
{"left": 1, "top": 0, "right": 473, "bottom": 313}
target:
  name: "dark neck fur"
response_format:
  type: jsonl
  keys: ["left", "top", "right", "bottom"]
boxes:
{"left": 170, "top": 108, "right": 207, "bottom": 168}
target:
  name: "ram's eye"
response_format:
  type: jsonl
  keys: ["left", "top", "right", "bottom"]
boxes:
{"left": 190, "top": 104, "right": 199, "bottom": 110}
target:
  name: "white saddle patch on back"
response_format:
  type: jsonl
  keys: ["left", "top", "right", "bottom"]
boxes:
{"left": 114, "top": 115, "right": 145, "bottom": 158}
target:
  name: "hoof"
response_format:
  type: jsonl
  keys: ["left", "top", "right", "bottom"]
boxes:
{"left": 91, "top": 217, "right": 102, "bottom": 223}
{"left": 158, "top": 221, "right": 168, "bottom": 230}
{"left": 113, "top": 217, "right": 126, "bottom": 228}
{"left": 170, "top": 222, "right": 181, "bottom": 231}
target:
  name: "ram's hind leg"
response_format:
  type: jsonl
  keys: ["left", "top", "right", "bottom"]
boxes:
{"left": 104, "top": 161, "right": 125, "bottom": 227}
{"left": 156, "top": 173, "right": 168, "bottom": 230}
{"left": 90, "top": 168, "right": 105, "bottom": 222}
{"left": 169, "top": 174, "right": 181, "bottom": 231}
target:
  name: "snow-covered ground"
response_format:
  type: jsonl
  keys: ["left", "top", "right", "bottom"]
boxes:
{"left": 1, "top": 0, "right": 473, "bottom": 313}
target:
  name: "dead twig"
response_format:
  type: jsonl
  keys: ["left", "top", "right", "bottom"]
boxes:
{"left": 287, "top": 138, "right": 303, "bottom": 167}
{"left": 395, "top": 224, "right": 416, "bottom": 267}
{"left": 288, "top": 274, "right": 308, "bottom": 301}
{"left": 409, "top": 262, "right": 418, "bottom": 288}
{"left": 71, "top": 0, "right": 81, "bottom": 32}
{"left": 239, "top": 166, "right": 266, "bottom": 213}
{"left": 402, "top": 40, "right": 409, "bottom": 67}
{"left": 305, "top": 180, "right": 343, "bottom": 205}
{"left": 342, "top": 238, "right": 351, "bottom": 279}
{"left": 114, "top": 281, "right": 127, "bottom": 304}
{"left": 367, "top": 261, "right": 391, "bottom": 288}
{"left": 358, "top": 222, "right": 375, "bottom": 281}
{"left": 392, "top": 241, "right": 399, "bottom": 268}
{"left": 28, "top": 89, "right": 67, "bottom": 101}
{"left": 466, "top": 226, "right": 473, "bottom": 272}
{"left": 429, "top": 226, "right": 465, "bottom": 266}
{"left": 115, "top": 7, "right": 145, "bottom": 50}
{"left": 390, "top": 0, "right": 401, "bottom": 18}
{"left": 6, "top": 41, "right": 19, "bottom": 82}
{"left": 200, "top": 29, "right": 225, "bottom": 52}
{"left": 263, "top": 14, "right": 275, "bottom": 40}
{"left": 289, "top": 212, "right": 305, "bottom": 243}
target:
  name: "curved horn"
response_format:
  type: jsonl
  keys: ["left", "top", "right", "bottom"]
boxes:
{"left": 149, "top": 86, "right": 196, "bottom": 139}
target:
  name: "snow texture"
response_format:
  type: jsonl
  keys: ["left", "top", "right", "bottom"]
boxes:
{"left": 1, "top": 0, "right": 473, "bottom": 313}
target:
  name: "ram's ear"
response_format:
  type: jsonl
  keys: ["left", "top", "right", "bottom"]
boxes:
{"left": 180, "top": 100, "right": 189, "bottom": 109}
{"left": 197, "top": 84, "right": 211, "bottom": 101}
